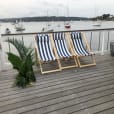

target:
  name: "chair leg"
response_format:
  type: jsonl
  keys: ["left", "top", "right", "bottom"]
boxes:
{"left": 74, "top": 56, "right": 79, "bottom": 67}
{"left": 60, "top": 56, "right": 78, "bottom": 70}
{"left": 76, "top": 56, "right": 81, "bottom": 67}
{"left": 39, "top": 60, "right": 61, "bottom": 74}
{"left": 91, "top": 55, "right": 96, "bottom": 65}
{"left": 41, "top": 69, "right": 60, "bottom": 74}
{"left": 57, "top": 59, "right": 62, "bottom": 71}
{"left": 76, "top": 55, "right": 96, "bottom": 68}
{"left": 39, "top": 61, "right": 43, "bottom": 73}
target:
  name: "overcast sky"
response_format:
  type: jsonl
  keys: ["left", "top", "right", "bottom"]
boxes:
{"left": 0, "top": 0, "right": 114, "bottom": 18}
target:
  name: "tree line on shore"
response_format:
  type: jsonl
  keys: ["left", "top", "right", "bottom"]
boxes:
{"left": 91, "top": 14, "right": 114, "bottom": 21}
{"left": 0, "top": 16, "right": 89, "bottom": 22}
{"left": 0, "top": 14, "right": 113, "bottom": 22}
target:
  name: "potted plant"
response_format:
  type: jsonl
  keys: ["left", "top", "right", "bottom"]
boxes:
{"left": 6, "top": 38, "right": 36, "bottom": 88}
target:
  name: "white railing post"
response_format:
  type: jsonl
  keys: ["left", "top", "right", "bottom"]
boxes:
{"left": 0, "top": 34, "right": 4, "bottom": 71}
{"left": 101, "top": 31, "right": 105, "bottom": 55}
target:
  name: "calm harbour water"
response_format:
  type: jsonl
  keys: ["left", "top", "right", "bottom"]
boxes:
{"left": 1, "top": 21, "right": 114, "bottom": 34}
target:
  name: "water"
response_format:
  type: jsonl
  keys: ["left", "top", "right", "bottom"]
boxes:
{"left": 1, "top": 21, "right": 114, "bottom": 34}
{"left": 1, "top": 21, "right": 114, "bottom": 64}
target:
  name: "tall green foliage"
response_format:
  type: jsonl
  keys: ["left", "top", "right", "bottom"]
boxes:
{"left": 6, "top": 39, "right": 36, "bottom": 88}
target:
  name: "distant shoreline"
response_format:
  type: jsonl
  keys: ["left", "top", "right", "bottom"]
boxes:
{"left": 0, "top": 16, "right": 89, "bottom": 22}
{"left": 0, "top": 16, "right": 113, "bottom": 23}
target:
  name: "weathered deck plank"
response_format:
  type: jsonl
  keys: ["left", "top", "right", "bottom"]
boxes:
{"left": 0, "top": 54, "right": 114, "bottom": 114}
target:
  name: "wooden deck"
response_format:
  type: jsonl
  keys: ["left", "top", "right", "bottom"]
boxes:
{"left": 0, "top": 54, "right": 114, "bottom": 114}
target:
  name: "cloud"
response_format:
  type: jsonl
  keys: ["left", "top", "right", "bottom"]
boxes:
{"left": 0, "top": 0, "right": 114, "bottom": 18}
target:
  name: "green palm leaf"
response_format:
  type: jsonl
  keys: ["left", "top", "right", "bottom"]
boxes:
{"left": 6, "top": 39, "right": 28, "bottom": 59}
{"left": 7, "top": 52, "right": 22, "bottom": 70}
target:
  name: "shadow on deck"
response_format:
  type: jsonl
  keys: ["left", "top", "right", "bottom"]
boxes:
{"left": 0, "top": 54, "right": 114, "bottom": 114}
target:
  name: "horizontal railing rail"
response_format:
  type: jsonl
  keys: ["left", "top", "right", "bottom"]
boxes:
{"left": 1, "top": 28, "right": 114, "bottom": 36}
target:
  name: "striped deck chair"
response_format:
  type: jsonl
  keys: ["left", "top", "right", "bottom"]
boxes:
{"left": 53, "top": 32, "right": 78, "bottom": 69}
{"left": 70, "top": 32, "right": 96, "bottom": 68}
{"left": 35, "top": 33, "right": 61, "bottom": 74}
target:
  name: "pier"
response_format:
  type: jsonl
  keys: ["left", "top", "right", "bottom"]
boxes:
{"left": 0, "top": 29, "right": 114, "bottom": 113}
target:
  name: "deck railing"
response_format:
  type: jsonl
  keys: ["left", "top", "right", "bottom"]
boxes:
{"left": 0, "top": 28, "right": 114, "bottom": 70}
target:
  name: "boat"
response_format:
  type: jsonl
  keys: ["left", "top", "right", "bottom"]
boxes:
{"left": 92, "top": 20, "right": 102, "bottom": 26}
{"left": 46, "top": 29, "right": 54, "bottom": 32}
{"left": 41, "top": 27, "right": 54, "bottom": 32}
{"left": 92, "top": 3, "right": 102, "bottom": 27}
{"left": 11, "top": 22, "right": 16, "bottom": 25}
{"left": 41, "top": 17, "right": 54, "bottom": 32}
{"left": 64, "top": 4, "right": 71, "bottom": 29}
{"left": 15, "top": 23, "right": 25, "bottom": 31}
{"left": 41, "top": 23, "right": 54, "bottom": 32}
{"left": 5, "top": 28, "right": 11, "bottom": 34}
{"left": 64, "top": 22, "right": 71, "bottom": 29}
{"left": 14, "top": 20, "right": 25, "bottom": 32}
{"left": 15, "top": 26, "right": 25, "bottom": 31}
{"left": 12, "top": 20, "right": 18, "bottom": 25}
{"left": 12, "top": 23, "right": 15, "bottom": 25}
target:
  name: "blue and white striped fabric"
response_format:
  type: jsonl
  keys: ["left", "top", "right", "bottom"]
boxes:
{"left": 36, "top": 34, "right": 55, "bottom": 61}
{"left": 53, "top": 32, "right": 71, "bottom": 58}
{"left": 71, "top": 32, "right": 91, "bottom": 56}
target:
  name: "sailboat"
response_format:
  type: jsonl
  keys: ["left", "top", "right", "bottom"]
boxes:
{"left": 92, "top": 19, "right": 102, "bottom": 26}
{"left": 64, "top": 5, "right": 71, "bottom": 29}
{"left": 41, "top": 27, "right": 54, "bottom": 32}
{"left": 15, "top": 20, "right": 25, "bottom": 31}
{"left": 41, "top": 20, "right": 54, "bottom": 32}
{"left": 41, "top": 11, "right": 54, "bottom": 32}
{"left": 92, "top": 3, "right": 102, "bottom": 27}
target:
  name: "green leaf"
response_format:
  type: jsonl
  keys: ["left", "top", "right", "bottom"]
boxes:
{"left": 5, "top": 39, "right": 28, "bottom": 59}
{"left": 7, "top": 52, "right": 22, "bottom": 70}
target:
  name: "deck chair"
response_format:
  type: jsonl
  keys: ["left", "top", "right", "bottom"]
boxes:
{"left": 69, "top": 32, "right": 96, "bottom": 68}
{"left": 52, "top": 32, "right": 78, "bottom": 70}
{"left": 35, "top": 33, "right": 61, "bottom": 74}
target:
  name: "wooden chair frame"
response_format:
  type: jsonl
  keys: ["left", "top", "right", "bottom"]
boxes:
{"left": 68, "top": 32, "right": 96, "bottom": 68}
{"left": 34, "top": 34, "right": 61, "bottom": 74}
